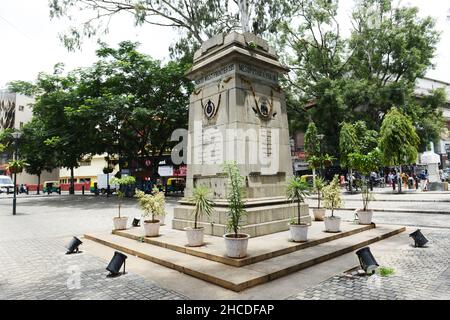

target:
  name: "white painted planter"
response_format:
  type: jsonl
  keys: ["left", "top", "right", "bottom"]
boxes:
{"left": 184, "top": 227, "right": 205, "bottom": 247}
{"left": 113, "top": 216, "right": 128, "bottom": 230}
{"left": 143, "top": 220, "right": 160, "bottom": 237}
{"left": 289, "top": 224, "right": 308, "bottom": 242}
{"left": 324, "top": 216, "right": 341, "bottom": 233}
{"left": 356, "top": 209, "right": 373, "bottom": 225}
{"left": 154, "top": 215, "right": 166, "bottom": 226}
{"left": 223, "top": 233, "right": 250, "bottom": 258}
{"left": 313, "top": 208, "right": 326, "bottom": 221}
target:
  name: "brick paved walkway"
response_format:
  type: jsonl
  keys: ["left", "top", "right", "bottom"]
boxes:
{"left": 0, "top": 237, "right": 187, "bottom": 300}
{"left": 287, "top": 229, "right": 450, "bottom": 300}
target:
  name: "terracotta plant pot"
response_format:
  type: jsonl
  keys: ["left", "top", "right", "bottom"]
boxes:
{"left": 289, "top": 224, "right": 308, "bottom": 242}
{"left": 324, "top": 216, "right": 341, "bottom": 233}
{"left": 313, "top": 208, "right": 326, "bottom": 221}
{"left": 184, "top": 227, "right": 205, "bottom": 247}
{"left": 223, "top": 233, "right": 250, "bottom": 258}
{"left": 356, "top": 209, "right": 373, "bottom": 225}
{"left": 113, "top": 216, "right": 128, "bottom": 230}
{"left": 143, "top": 220, "right": 160, "bottom": 237}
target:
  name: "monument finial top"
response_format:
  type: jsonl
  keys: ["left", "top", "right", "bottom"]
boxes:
{"left": 238, "top": 0, "right": 251, "bottom": 33}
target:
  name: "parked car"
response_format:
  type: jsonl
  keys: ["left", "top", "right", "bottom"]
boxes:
{"left": 0, "top": 175, "right": 14, "bottom": 194}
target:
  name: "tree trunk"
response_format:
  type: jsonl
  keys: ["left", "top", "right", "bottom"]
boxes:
{"left": 70, "top": 167, "right": 75, "bottom": 195}
{"left": 312, "top": 168, "right": 316, "bottom": 189}
{"left": 398, "top": 166, "right": 402, "bottom": 194}
{"left": 37, "top": 174, "right": 41, "bottom": 195}
{"left": 349, "top": 168, "right": 353, "bottom": 193}
{"left": 297, "top": 197, "right": 301, "bottom": 225}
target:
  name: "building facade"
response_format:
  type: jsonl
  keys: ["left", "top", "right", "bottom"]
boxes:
{"left": 0, "top": 90, "right": 59, "bottom": 185}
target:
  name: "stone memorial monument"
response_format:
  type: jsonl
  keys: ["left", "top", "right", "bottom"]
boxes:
{"left": 172, "top": 31, "right": 311, "bottom": 236}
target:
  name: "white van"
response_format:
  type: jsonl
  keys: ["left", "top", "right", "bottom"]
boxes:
{"left": 0, "top": 175, "right": 14, "bottom": 194}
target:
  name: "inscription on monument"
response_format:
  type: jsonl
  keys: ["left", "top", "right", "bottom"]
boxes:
{"left": 195, "top": 64, "right": 235, "bottom": 85}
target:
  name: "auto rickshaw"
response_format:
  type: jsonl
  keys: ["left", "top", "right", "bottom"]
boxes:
{"left": 300, "top": 175, "right": 314, "bottom": 186}
{"left": 165, "top": 177, "right": 185, "bottom": 194}
{"left": 43, "top": 181, "right": 60, "bottom": 194}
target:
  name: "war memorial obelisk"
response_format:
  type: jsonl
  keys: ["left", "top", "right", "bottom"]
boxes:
{"left": 172, "top": 31, "right": 311, "bottom": 237}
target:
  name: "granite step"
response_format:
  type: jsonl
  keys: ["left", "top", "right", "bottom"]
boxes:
{"left": 111, "top": 221, "right": 375, "bottom": 267}
{"left": 85, "top": 225, "right": 405, "bottom": 292}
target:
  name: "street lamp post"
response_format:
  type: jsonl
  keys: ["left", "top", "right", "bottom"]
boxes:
{"left": 11, "top": 131, "right": 22, "bottom": 216}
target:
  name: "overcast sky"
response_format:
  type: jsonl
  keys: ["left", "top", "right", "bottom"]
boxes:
{"left": 0, "top": 0, "right": 449, "bottom": 89}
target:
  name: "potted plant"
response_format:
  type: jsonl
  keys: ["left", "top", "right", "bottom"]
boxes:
{"left": 185, "top": 185, "right": 213, "bottom": 246}
{"left": 222, "top": 162, "right": 249, "bottom": 258}
{"left": 110, "top": 175, "right": 136, "bottom": 230}
{"left": 349, "top": 151, "right": 380, "bottom": 225}
{"left": 312, "top": 177, "right": 327, "bottom": 221}
{"left": 7, "top": 160, "right": 27, "bottom": 174}
{"left": 323, "top": 175, "right": 344, "bottom": 232}
{"left": 136, "top": 187, "right": 166, "bottom": 237}
{"left": 322, "top": 154, "right": 335, "bottom": 168}
{"left": 286, "top": 176, "right": 310, "bottom": 242}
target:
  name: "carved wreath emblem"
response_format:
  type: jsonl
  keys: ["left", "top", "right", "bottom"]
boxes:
{"left": 257, "top": 96, "right": 272, "bottom": 119}
{"left": 201, "top": 94, "right": 221, "bottom": 119}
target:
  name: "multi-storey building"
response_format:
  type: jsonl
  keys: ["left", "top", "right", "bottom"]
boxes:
{"left": 0, "top": 89, "right": 59, "bottom": 185}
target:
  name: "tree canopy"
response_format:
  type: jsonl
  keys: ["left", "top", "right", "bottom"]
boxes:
{"left": 281, "top": 0, "right": 443, "bottom": 155}
{"left": 378, "top": 107, "right": 419, "bottom": 166}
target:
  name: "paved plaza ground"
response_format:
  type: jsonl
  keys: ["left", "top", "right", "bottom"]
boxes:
{"left": 0, "top": 191, "right": 449, "bottom": 300}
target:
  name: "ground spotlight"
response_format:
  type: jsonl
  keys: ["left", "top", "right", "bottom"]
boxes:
{"left": 356, "top": 247, "right": 379, "bottom": 275}
{"left": 409, "top": 229, "right": 428, "bottom": 248}
{"left": 106, "top": 251, "right": 127, "bottom": 277}
{"left": 132, "top": 218, "right": 141, "bottom": 227}
{"left": 66, "top": 236, "right": 83, "bottom": 254}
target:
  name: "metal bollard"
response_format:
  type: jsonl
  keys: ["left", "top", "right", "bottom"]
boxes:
{"left": 82, "top": 186, "right": 85, "bottom": 195}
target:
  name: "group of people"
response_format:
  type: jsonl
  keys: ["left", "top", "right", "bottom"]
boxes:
{"left": 338, "top": 169, "right": 431, "bottom": 191}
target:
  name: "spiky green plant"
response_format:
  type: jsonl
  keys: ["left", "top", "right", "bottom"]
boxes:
{"left": 188, "top": 185, "right": 213, "bottom": 229}
{"left": 287, "top": 176, "right": 311, "bottom": 225}
{"left": 223, "top": 161, "right": 246, "bottom": 238}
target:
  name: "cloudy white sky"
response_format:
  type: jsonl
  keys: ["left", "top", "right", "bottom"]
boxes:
{"left": 0, "top": 0, "right": 449, "bottom": 88}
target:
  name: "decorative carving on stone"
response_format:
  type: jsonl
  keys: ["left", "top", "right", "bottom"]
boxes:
{"left": 201, "top": 94, "right": 221, "bottom": 119}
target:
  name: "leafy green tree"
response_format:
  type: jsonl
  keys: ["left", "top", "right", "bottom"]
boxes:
{"left": 82, "top": 41, "right": 192, "bottom": 182}
{"left": 9, "top": 66, "right": 101, "bottom": 194}
{"left": 379, "top": 107, "right": 419, "bottom": 193}
{"left": 48, "top": 0, "right": 299, "bottom": 57}
{"left": 280, "top": 0, "right": 442, "bottom": 154}
{"left": 21, "top": 119, "right": 58, "bottom": 194}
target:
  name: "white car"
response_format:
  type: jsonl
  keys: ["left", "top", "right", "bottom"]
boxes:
{"left": 0, "top": 175, "right": 14, "bottom": 194}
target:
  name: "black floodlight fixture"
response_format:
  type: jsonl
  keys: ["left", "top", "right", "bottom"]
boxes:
{"left": 356, "top": 247, "right": 379, "bottom": 275}
{"left": 106, "top": 251, "right": 127, "bottom": 277}
{"left": 409, "top": 229, "right": 428, "bottom": 248}
{"left": 132, "top": 218, "right": 141, "bottom": 227}
{"left": 66, "top": 236, "right": 83, "bottom": 254}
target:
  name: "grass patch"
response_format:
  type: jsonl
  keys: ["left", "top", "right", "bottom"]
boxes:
{"left": 377, "top": 266, "right": 395, "bottom": 277}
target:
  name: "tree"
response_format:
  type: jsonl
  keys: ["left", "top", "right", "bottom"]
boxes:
{"left": 280, "top": 0, "right": 442, "bottom": 155}
{"left": 20, "top": 119, "right": 58, "bottom": 194}
{"left": 48, "top": 0, "right": 299, "bottom": 57}
{"left": 379, "top": 107, "right": 419, "bottom": 193}
{"left": 9, "top": 66, "right": 101, "bottom": 195}
{"left": 81, "top": 41, "right": 192, "bottom": 183}
{"left": 304, "top": 121, "right": 320, "bottom": 185}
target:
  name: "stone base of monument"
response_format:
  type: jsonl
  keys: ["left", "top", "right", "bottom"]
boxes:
{"left": 172, "top": 198, "right": 311, "bottom": 237}
{"left": 85, "top": 222, "right": 405, "bottom": 292}
{"left": 427, "top": 182, "right": 448, "bottom": 191}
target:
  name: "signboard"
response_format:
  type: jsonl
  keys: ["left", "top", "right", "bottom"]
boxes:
{"left": 173, "top": 165, "right": 187, "bottom": 177}
{"left": 158, "top": 165, "right": 173, "bottom": 177}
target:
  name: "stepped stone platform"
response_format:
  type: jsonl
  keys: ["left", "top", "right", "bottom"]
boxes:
{"left": 85, "top": 221, "right": 405, "bottom": 292}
